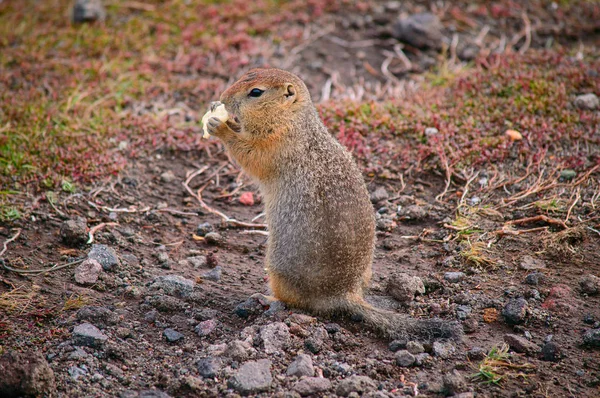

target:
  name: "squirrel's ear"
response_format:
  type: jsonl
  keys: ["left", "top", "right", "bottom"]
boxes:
{"left": 284, "top": 83, "right": 296, "bottom": 102}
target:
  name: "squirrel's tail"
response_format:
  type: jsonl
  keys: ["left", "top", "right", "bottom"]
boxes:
{"left": 326, "top": 295, "right": 463, "bottom": 342}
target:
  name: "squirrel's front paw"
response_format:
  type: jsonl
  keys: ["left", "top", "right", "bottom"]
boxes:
{"left": 206, "top": 117, "right": 230, "bottom": 137}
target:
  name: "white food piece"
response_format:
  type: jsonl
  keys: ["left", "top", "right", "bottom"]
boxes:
{"left": 201, "top": 103, "right": 229, "bottom": 139}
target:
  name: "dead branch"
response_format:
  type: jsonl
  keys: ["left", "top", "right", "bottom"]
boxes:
{"left": 0, "top": 228, "right": 21, "bottom": 258}
{"left": 183, "top": 167, "right": 267, "bottom": 229}
{"left": 494, "top": 226, "right": 548, "bottom": 236}
{"left": 564, "top": 187, "right": 581, "bottom": 224}
{"left": 2, "top": 258, "right": 85, "bottom": 275}
{"left": 435, "top": 147, "right": 453, "bottom": 202}
{"left": 87, "top": 222, "right": 119, "bottom": 244}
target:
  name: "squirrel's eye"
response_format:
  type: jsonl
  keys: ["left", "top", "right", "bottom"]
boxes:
{"left": 248, "top": 88, "right": 264, "bottom": 98}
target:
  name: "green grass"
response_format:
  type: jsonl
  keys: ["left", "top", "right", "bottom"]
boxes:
{"left": 471, "top": 344, "right": 535, "bottom": 385}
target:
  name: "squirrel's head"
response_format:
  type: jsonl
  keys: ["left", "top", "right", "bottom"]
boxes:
{"left": 220, "top": 68, "right": 312, "bottom": 135}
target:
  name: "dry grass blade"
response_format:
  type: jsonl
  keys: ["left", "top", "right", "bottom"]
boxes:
{"left": 459, "top": 240, "right": 496, "bottom": 268}
{"left": 0, "top": 286, "right": 38, "bottom": 315}
{"left": 0, "top": 228, "right": 21, "bottom": 258}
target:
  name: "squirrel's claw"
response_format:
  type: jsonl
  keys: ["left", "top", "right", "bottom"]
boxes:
{"left": 209, "top": 101, "right": 221, "bottom": 112}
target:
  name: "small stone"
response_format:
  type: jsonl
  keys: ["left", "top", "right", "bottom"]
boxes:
{"left": 425, "top": 127, "right": 438, "bottom": 136}
{"left": 444, "top": 272, "right": 466, "bottom": 283}
{"left": 580, "top": 274, "right": 600, "bottom": 295}
{"left": 77, "top": 306, "right": 119, "bottom": 326}
{"left": 68, "top": 347, "right": 88, "bottom": 360}
{"left": 150, "top": 275, "right": 195, "bottom": 298}
{"left": 60, "top": 217, "right": 88, "bottom": 245}
{"left": 386, "top": 273, "right": 425, "bottom": 302}
{"left": 324, "top": 323, "right": 341, "bottom": 333}
{"left": 414, "top": 353, "right": 431, "bottom": 366}
{"left": 197, "top": 357, "right": 222, "bottom": 378}
{"left": 406, "top": 341, "right": 425, "bottom": 354}
{"left": 116, "top": 327, "right": 131, "bottom": 339}
{"left": 574, "top": 93, "right": 600, "bottom": 110}
{"left": 73, "top": 323, "right": 108, "bottom": 348}
{"left": 504, "top": 334, "right": 540, "bottom": 355}
{"left": 224, "top": 340, "right": 250, "bottom": 362}
{"left": 432, "top": 341, "right": 456, "bottom": 359}
{"left": 195, "top": 319, "right": 217, "bottom": 337}
{"left": 260, "top": 322, "right": 290, "bottom": 354}
{"left": 336, "top": 375, "right": 377, "bottom": 397}
{"left": 466, "top": 347, "right": 486, "bottom": 361}
{"left": 560, "top": 169, "right": 578, "bottom": 181}
{"left": 202, "top": 266, "right": 222, "bottom": 282}
{"left": 582, "top": 328, "right": 600, "bottom": 347}
{"left": 395, "top": 350, "right": 415, "bottom": 367}
{"left": 68, "top": 366, "right": 87, "bottom": 380}
{"left": 72, "top": 0, "right": 106, "bottom": 23}
{"left": 392, "top": 12, "right": 443, "bottom": 50}
{"left": 144, "top": 309, "right": 158, "bottom": 322}
{"left": 239, "top": 192, "right": 255, "bottom": 206}
{"left": 541, "top": 342, "right": 560, "bottom": 362}
{"left": 442, "top": 370, "right": 467, "bottom": 395}
{"left": 388, "top": 339, "right": 407, "bottom": 352}
{"left": 456, "top": 305, "right": 472, "bottom": 320}
{"left": 196, "top": 223, "right": 214, "bottom": 237}
{"left": 0, "top": 351, "right": 56, "bottom": 397}
{"left": 288, "top": 314, "right": 317, "bottom": 325}
{"left": 88, "top": 244, "right": 120, "bottom": 271}
{"left": 502, "top": 297, "right": 528, "bottom": 325}
{"left": 160, "top": 170, "right": 176, "bottom": 183}
{"left": 234, "top": 297, "right": 263, "bottom": 319}
{"left": 519, "top": 255, "right": 545, "bottom": 270}
{"left": 228, "top": 359, "right": 272, "bottom": 395}
{"left": 370, "top": 186, "right": 389, "bottom": 203}
{"left": 398, "top": 204, "right": 428, "bottom": 221}
{"left": 205, "top": 232, "right": 224, "bottom": 245}
{"left": 187, "top": 256, "right": 208, "bottom": 268}
{"left": 163, "top": 328, "right": 184, "bottom": 343}
{"left": 293, "top": 377, "right": 331, "bottom": 396}
{"left": 525, "top": 272, "right": 545, "bottom": 286}
{"left": 74, "top": 259, "right": 102, "bottom": 285}
{"left": 156, "top": 252, "right": 169, "bottom": 264}
{"left": 286, "top": 354, "right": 314, "bottom": 377}
{"left": 304, "top": 327, "right": 327, "bottom": 354}
{"left": 463, "top": 318, "right": 479, "bottom": 333}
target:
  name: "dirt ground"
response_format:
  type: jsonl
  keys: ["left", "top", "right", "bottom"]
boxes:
{"left": 1, "top": 1, "right": 600, "bottom": 397}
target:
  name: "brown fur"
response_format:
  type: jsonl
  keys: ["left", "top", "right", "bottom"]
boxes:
{"left": 206, "top": 68, "right": 462, "bottom": 341}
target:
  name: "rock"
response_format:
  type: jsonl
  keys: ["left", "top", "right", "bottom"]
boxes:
{"left": 541, "top": 342, "right": 560, "bottom": 362}
{"left": 228, "top": 359, "right": 272, "bottom": 395}
{"left": 235, "top": 297, "right": 264, "bottom": 318}
{"left": 264, "top": 300, "right": 287, "bottom": 316}
{"left": 370, "top": 186, "right": 389, "bottom": 203}
{"left": 224, "top": 340, "right": 250, "bottom": 362}
{"left": 398, "top": 204, "right": 428, "bottom": 221}
{"left": 60, "top": 217, "right": 88, "bottom": 245}
{"left": 120, "top": 390, "right": 173, "bottom": 398}
{"left": 502, "top": 297, "right": 528, "bottom": 325}
{"left": 392, "top": 12, "right": 443, "bottom": 50}
{"left": 195, "top": 319, "right": 217, "bottom": 337}
{"left": 388, "top": 339, "right": 407, "bottom": 352}
{"left": 582, "top": 328, "right": 600, "bottom": 347}
{"left": 77, "top": 306, "right": 119, "bottom": 327}
{"left": 466, "top": 347, "right": 486, "bottom": 361}
{"left": 444, "top": 272, "right": 466, "bottom": 283}
{"left": 68, "top": 347, "right": 88, "bottom": 360}
{"left": 239, "top": 192, "right": 255, "bottom": 206}
{"left": 156, "top": 252, "right": 169, "bottom": 265}
{"left": 324, "top": 323, "right": 341, "bottom": 333}
{"left": 304, "top": 327, "right": 327, "bottom": 354}
{"left": 386, "top": 273, "right": 425, "bottom": 302}
{"left": 197, "top": 357, "right": 221, "bottom": 378}
{"left": 0, "top": 351, "right": 56, "bottom": 397}
{"left": 204, "top": 232, "right": 224, "bottom": 245}
{"left": 163, "top": 328, "right": 184, "bottom": 343}
{"left": 202, "top": 266, "right": 222, "bottom": 282}
{"left": 116, "top": 327, "right": 131, "bottom": 339}
{"left": 395, "top": 350, "right": 415, "bottom": 367}
{"left": 187, "top": 256, "right": 208, "bottom": 269}
{"left": 414, "top": 353, "right": 431, "bottom": 366}
{"left": 87, "top": 244, "right": 120, "bottom": 271}
{"left": 525, "top": 272, "right": 545, "bottom": 286}
{"left": 504, "top": 334, "right": 540, "bottom": 355}
{"left": 73, "top": 323, "right": 108, "bottom": 348}
{"left": 293, "top": 377, "right": 331, "bottom": 396}
{"left": 68, "top": 365, "right": 87, "bottom": 380}
{"left": 286, "top": 354, "right": 314, "bottom": 377}
{"left": 335, "top": 375, "right": 377, "bottom": 397}
{"left": 260, "top": 322, "right": 290, "bottom": 354}
{"left": 160, "top": 170, "right": 176, "bottom": 183}
{"left": 574, "top": 93, "right": 600, "bottom": 110}
{"left": 196, "top": 223, "right": 214, "bottom": 237}
{"left": 74, "top": 258, "right": 102, "bottom": 285}
{"left": 519, "top": 255, "right": 545, "bottom": 270}
{"left": 580, "top": 274, "right": 600, "bottom": 295}
{"left": 432, "top": 341, "right": 456, "bottom": 359}
{"left": 560, "top": 169, "right": 578, "bottom": 181}
{"left": 72, "top": 0, "right": 106, "bottom": 23}
{"left": 542, "top": 284, "right": 574, "bottom": 312}
{"left": 442, "top": 370, "right": 467, "bottom": 395}
{"left": 425, "top": 127, "right": 439, "bottom": 136}
{"left": 150, "top": 275, "right": 194, "bottom": 298}
{"left": 406, "top": 341, "right": 425, "bottom": 354}
{"left": 456, "top": 305, "right": 471, "bottom": 320}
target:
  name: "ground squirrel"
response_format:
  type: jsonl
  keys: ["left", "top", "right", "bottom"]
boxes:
{"left": 205, "top": 68, "right": 462, "bottom": 341}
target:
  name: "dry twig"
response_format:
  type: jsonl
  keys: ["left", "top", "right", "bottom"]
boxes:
{"left": 0, "top": 228, "right": 21, "bottom": 258}
{"left": 87, "top": 222, "right": 119, "bottom": 244}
